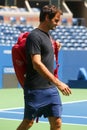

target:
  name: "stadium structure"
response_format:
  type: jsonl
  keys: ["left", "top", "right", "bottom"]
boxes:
{"left": 0, "top": 0, "right": 87, "bottom": 89}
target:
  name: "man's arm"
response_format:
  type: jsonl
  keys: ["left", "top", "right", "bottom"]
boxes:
{"left": 31, "top": 54, "right": 71, "bottom": 96}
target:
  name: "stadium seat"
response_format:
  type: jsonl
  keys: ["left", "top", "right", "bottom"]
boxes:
{"left": 0, "top": 22, "right": 87, "bottom": 49}
{"left": 32, "top": 8, "right": 40, "bottom": 12}
{"left": 63, "top": 39, "right": 70, "bottom": 44}
{"left": 10, "top": 17, "right": 16, "bottom": 24}
{"left": 14, "top": 24, "right": 25, "bottom": 32}
{"left": 72, "top": 18, "right": 78, "bottom": 26}
{"left": 18, "top": 8, "right": 27, "bottom": 12}
{"left": 61, "top": 18, "right": 67, "bottom": 25}
{"left": 0, "top": 39, "right": 5, "bottom": 46}
{"left": 20, "top": 17, "right": 26, "bottom": 24}
{"left": 0, "top": 15, "right": 4, "bottom": 23}
{"left": 53, "top": 34, "right": 59, "bottom": 40}
{"left": 84, "top": 47, "right": 87, "bottom": 50}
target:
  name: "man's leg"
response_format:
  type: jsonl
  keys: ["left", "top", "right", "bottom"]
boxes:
{"left": 16, "top": 119, "right": 34, "bottom": 130}
{"left": 48, "top": 117, "right": 62, "bottom": 130}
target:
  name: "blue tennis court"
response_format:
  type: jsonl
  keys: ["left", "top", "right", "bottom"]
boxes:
{"left": 0, "top": 100, "right": 87, "bottom": 126}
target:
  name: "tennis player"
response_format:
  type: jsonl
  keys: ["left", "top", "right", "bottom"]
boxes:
{"left": 17, "top": 4, "right": 71, "bottom": 130}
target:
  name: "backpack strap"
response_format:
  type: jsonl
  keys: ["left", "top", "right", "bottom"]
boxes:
{"left": 51, "top": 38, "right": 59, "bottom": 78}
{"left": 53, "top": 41, "right": 59, "bottom": 78}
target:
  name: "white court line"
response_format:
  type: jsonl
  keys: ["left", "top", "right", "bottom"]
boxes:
{"left": 0, "top": 107, "right": 24, "bottom": 111}
{"left": 62, "top": 100, "right": 87, "bottom": 104}
{"left": 0, "top": 110, "right": 23, "bottom": 114}
{"left": 0, "top": 110, "right": 87, "bottom": 119}
{"left": 0, "top": 100, "right": 87, "bottom": 126}
{"left": 0, "top": 117, "right": 22, "bottom": 121}
{"left": 62, "top": 115, "right": 87, "bottom": 119}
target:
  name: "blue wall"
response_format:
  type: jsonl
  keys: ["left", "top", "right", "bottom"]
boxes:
{"left": 58, "top": 50, "right": 87, "bottom": 83}
{"left": 0, "top": 46, "right": 15, "bottom": 88}
{"left": 0, "top": 46, "right": 87, "bottom": 88}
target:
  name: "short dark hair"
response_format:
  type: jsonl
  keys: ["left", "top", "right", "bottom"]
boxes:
{"left": 39, "top": 5, "right": 62, "bottom": 22}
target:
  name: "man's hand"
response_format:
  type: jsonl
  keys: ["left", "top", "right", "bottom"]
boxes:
{"left": 57, "top": 81, "right": 72, "bottom": 96}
